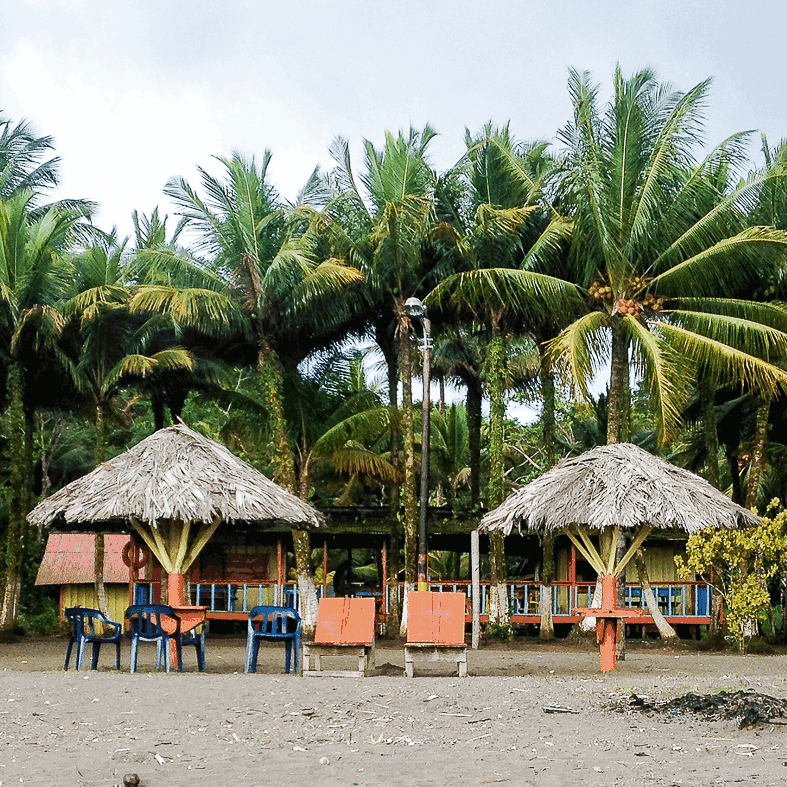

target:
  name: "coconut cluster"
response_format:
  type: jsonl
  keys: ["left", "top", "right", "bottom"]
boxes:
{"left": 588, "top": 279, "right": 665, "bottom": 315}
{"left": 588, "top": 281, "right": 614, "bottom": 300}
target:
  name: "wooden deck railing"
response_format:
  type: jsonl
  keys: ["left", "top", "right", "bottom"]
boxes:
{"left": 133, "top": 578, "right": 712, "bottom": 624}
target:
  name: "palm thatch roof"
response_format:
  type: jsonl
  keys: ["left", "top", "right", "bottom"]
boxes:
{"left": 28, "top": 423, "right": 324, "bottom": 530}
{"left": 480, "top": 442, "right": 758, "bottom": 536}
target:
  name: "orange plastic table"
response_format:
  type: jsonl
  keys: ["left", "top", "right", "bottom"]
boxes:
{"left": 164, "top": 606, "right": 207, "bottom": 665}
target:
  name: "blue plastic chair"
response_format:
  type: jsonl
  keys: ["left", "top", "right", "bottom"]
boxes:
{"left": 244, "top": 606, "right": 301, "bottom": 674}
{"left": 182, "top": 621, "right": 207, "bottom": 672}
{"left": 125, "top": 604, "right": 183, "bottom": 673}
{"left": 64, "top": 607, "right": 122, "bottom": 671}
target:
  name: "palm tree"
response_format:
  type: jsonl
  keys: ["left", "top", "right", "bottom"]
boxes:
{"left": 430, "top": 328, "right": 485, "bottom": 507}
{"left": 550, "top": 67, "right": 787, "bottom": 446}
{"left": 427, "top": 126, "right": 580, "bottom": 626}
{"left": 0, "top": 191, "right": 85, "bottom": 629}
{"left": 135, "top": 153, "right": 361, "bottom": 630}
{"left": 0, "top": 111, "right": 59, "bottom": 201}
{"left": 286, "top": 349, "right": 400, "bottom": 502}
{"left": 313, "top": 127, "right": 442, "bottom": 622}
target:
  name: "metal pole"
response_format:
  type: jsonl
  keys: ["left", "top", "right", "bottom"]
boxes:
{"left": 417, "top": 316, "right": 431, "bottom": 590}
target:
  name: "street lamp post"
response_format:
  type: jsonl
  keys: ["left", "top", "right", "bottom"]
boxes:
{"left": 405, "top": 297, "right": 432, "bottom": 591}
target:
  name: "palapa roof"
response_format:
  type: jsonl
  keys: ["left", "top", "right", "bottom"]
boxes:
{"left": 480, "top": 442, "right": 758, "bottom": 536}
{"left": 28, "top": 423, "right": 324, "bottom": 531}
{"left": 35, "top": 533, "right": 130, "bottom": 585}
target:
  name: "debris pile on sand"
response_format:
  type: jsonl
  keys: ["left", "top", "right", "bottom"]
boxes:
{"left": 614, "top": 690, "right": 787, "bottom": 729}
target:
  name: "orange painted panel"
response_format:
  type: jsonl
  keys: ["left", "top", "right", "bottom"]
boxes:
{"left": 407, "top": 591, "right": 465, "bottom": 645}
{"left": 314, "top": 597, "right": 375, "bottom": 645}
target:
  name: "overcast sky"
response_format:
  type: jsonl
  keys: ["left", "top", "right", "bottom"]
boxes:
{"left": 4, "top": 0, "right": 787, "bottom": 240}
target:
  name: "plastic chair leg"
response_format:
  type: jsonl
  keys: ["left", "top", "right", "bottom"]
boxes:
{"left": 91, "top": 642, "right": 100, "bottom": 670}
{"left": 64, "top": 639, "right": 75, "bottom": 671}
{"left": 245, "top": 638, "right": 259, "bottom": 674}
{"left": 130, "top": 637, "right": 138, "bottom": 674}
{"left": 162, "top": 639, "right": 171, "bottom": 673}
{"left": 284, "top": 641, "right": 291, "bottom": 674}
{"left": 76, "top": 640, "right": 87, "bottom": 671}
{"left": 114, "top": 641, "right": 121, "bottom": 671}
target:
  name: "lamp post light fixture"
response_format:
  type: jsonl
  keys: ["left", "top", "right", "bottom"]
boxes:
{"left": 404, "top": 297, "right": 432, "bottom": 591}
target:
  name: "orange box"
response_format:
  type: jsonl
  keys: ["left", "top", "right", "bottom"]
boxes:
{"left": 406, "top": 591, "right": 465, "bottom": 645}
{"left": 314, "top": 597, "right": 375, "bottom": 645}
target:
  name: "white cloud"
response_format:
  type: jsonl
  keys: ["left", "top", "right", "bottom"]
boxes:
{"left": 3, "top": 43, "right": 224, "bottom": 236}
{"left": 23, "top": 0, "right": 87, "bottom": 9}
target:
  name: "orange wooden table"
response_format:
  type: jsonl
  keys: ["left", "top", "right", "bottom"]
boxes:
{"left": 575, "top": 575, "right": 645, "bottom": 672}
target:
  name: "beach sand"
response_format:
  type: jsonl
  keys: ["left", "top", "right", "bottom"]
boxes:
{"left": 1, "top": 636, "right": 786, "bottom": 786}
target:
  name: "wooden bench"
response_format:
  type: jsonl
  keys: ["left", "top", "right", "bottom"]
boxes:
{"left": 303, "top": 597, "right": 376, "bottom": 677}
{"left": 404, "top": 591, "right": 467, "bottom": 677}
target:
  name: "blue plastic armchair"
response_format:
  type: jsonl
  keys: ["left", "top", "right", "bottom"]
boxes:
{"left": 125, "top": 604, "right": 183, "bottom": 673}
{"left": 182, "top": 621, "right": 207, "bottom": 672}
{"left": 244, "top": 606, "right": 301, "bottom": 674}
{"left": 64, "top": 607, "right": 122, "bottom": 671}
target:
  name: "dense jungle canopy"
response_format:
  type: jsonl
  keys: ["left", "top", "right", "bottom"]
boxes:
{"left": 4, "top": 65, "right": 787, "bottom": 632}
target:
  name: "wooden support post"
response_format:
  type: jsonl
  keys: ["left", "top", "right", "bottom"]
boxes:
{"left": 173, "top": 520, "right": 191, "bottom": 573}
{"left": 613, "top": 525, "right": 652, "bottom": 577}
{"left": 181, "top": 516, "right": 221, "bottom": 572}
{"left": 277, "top": 539, "right": 284, "bottom": 605}
{"left": 322, "top": 540, "right": 328, "bottom": 598}
{"left": 569, "top": 541, "right": 576, "bottom": 584}
{"left": 471, "top": 529, "right": 481, "bottom": 650}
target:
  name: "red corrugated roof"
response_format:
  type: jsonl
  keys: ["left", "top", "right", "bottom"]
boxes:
{"left": 35, "top": 533, "right": 131, "bottom": 585}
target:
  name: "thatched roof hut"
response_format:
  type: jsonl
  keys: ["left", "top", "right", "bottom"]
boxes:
{"left": 480, "top": 442, "right": 758, "bottom": 537}
{"left": 28, "top": 424, "right": 323, "bottom": 605}
{"left": 28, "top": 423, "right": 323, "bottom": 530}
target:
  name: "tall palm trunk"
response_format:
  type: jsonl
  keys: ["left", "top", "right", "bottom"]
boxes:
{"left": 634, "top": 549, "right": 678, "bottom": 640}
{"left": 486, "top": 325, "right": 508, "bottom": 625}
{"left": 727, "top": 444, "right": 744, "bottom": 505}
{"left": 93, "top": 402, "right": 111, "bottom": 618}
{"left": 399, "top": 321, "right": 417, "bottom": 635}
{"left": 539, "top": 533, "right": 555, "bottom": 640}
{"left": 540, "top": 359, "right": 557, "bottom": 469}
{"left": 607, "top": 325, "right": 629, "bottom": 445}
{"left": 378, "top": 324, "right": 401, "bottom": 512}
{"left": 538, "top": 349, "right": 557, "bottom": 638}
{"left": 466, "top": 378, "right": 482, "bottom": 508}
{"left": 258, "top": 337, "right": 316, "bottom": 631}
{"left": 378, "top": 329, "right": 401, "bottom": 631}
{"left": 745, "top": 393, "right": 772, "bottom": 637}
{"left": 699, "top": 376, "right": 721, "bottom": 489}
{"left": 746, "top": 394, "right": 771, "bottom": 510}
{"left": 1, "top": 362, "right": 28, "bottom": 631}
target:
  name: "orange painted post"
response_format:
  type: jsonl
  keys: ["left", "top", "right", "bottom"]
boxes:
{"left": 168, "top": 572, "right": 186, "bottom": 607}
{"left": 598, "top": 575, "right": 618, "bottom": 672}
{"left": 575, "top": 574, "right": 644, "bottom": 673}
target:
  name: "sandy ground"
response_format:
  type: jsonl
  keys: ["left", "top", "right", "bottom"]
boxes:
{"left": 1, "top": 636, "right": 787, "bottom": 786}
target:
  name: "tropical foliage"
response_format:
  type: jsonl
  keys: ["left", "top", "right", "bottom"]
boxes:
{"left": 6, "top": 65, "right": 787, "bottom": 638}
